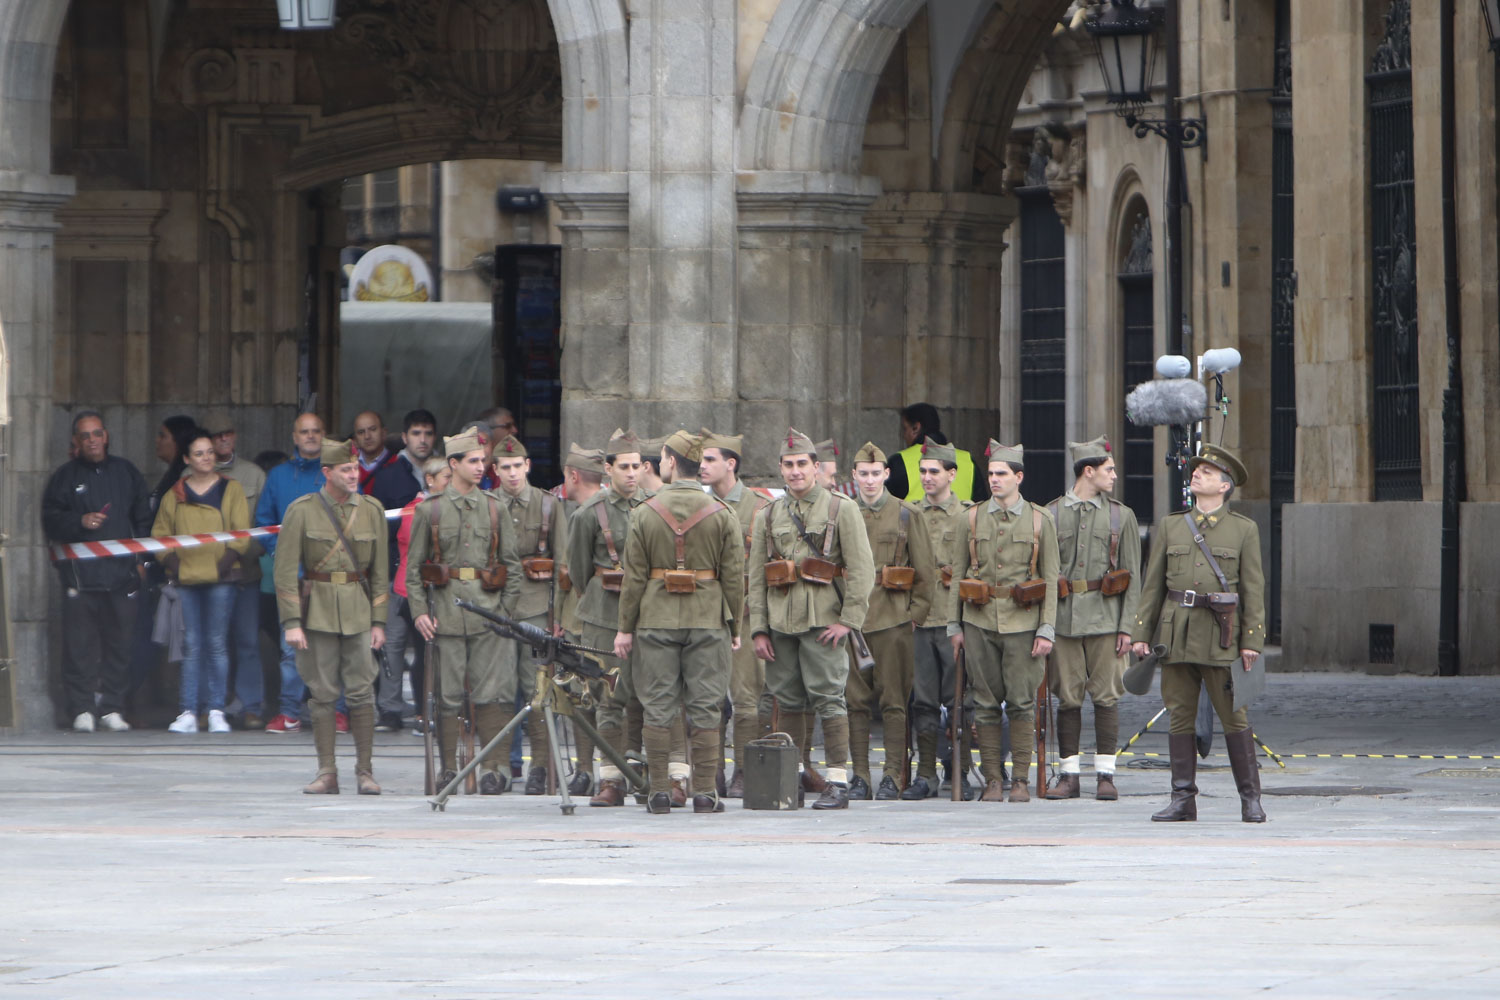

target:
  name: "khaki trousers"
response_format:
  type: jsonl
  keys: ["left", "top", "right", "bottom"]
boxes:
{"left": 297, "top": 630, "right": 377, "bottom": 709}
{"left": 729, "top": 628, "right": 771, "bottom": 749}
{"left": 765, "top": 628, "right": 850, "bottom": 720}
{"left": 1161, "top": 661, "right": 1249, "bottom": 735}
{"left": 434, "top": 629, "right": 516, "bottom": 711}
{"left": 1050, "top": 634, "right": 1126, "bottom": 710}
{"left": 962, "top": 624, "right": 1043, "bottom": 726}
{"left": 635, "top": 627, "right": 732, "bottom": 732}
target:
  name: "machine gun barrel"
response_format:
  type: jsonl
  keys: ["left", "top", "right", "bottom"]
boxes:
{"left": 454, "top": 599, "right": 618, "bottom": 688}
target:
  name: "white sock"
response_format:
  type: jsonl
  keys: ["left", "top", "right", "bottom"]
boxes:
{"left": 667, "top": 762, "right": 691, "bottom": 780}
{"left": 1094, "top": 753, "right": 1117, "bottom": 775}
{"left": 1060, "top": 754, "right": 1081, "bottom": 775}
{"left": 599, "top": 764, "right": 623, "bottom": 781}
{"left": 825, "top": 766, "right": 849, "bottom": 785}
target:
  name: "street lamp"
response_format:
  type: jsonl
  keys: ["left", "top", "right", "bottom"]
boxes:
{"left": 276, "top": 0, "right": 337, "bottom": 30}
{"left": 1483, "top": 0, "right": 1500, "bottom": 52}
{"left": 1085, "top": 0, "right": 1205, "bottom": 148}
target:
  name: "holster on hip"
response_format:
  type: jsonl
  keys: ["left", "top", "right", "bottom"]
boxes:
{"left": 1207, "top": 593, "right": 1239, "bottom": 649}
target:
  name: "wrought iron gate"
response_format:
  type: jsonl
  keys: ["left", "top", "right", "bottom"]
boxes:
{"left": 1017, "top": 189, "right": 1067, "bottom": 504}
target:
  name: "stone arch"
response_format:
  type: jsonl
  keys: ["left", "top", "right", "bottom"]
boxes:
{"left": 0, "top": 0, "right": 71, "bottom": 173}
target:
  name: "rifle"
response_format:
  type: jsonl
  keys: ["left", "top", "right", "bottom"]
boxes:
{"left": 1034, "top": 670, "right": 1050, "bottom": 799}
{"left": 454, "top": 599, "right": 619, "bottom": 688}
{"left": 951, "top": 647, "right": 965, "bottom": 803}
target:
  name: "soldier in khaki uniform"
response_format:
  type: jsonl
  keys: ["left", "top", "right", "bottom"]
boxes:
{"left": 947, "top": 441, "right": 1060, "bottom": 803}
{"left": 1044, "top": 436, "right": 1142, "bottom": 802}
{"left": 492, "top": 434, "right": 568, "bottom": 795}
{"left": 569, "top": 429, "right": 658, "bottom": 806}
{"left": 747, "top": 428, "right": 875, "bottom": 809}
{"left": 903, "top": 437, "right": 977, "bottom": 800}
{"left": 845, "top": 442, "right": 936, "bottom": 800}
{"left": 700, "top": 429, "right": 773, "bottom": 798}
{"left": 557, "top": 442, "right": 602, "bottom": 794}
{"left": 274, "top": 439, "right": 390, "bottom": 795}
{"left": 615, "top": 430, "right": 745, "bottom": 813}
{"left": 1131, "top": 445, "right": 1267, "bottom": 823}
{"left": 406, "top": 430, "right": 524, "bottom": 794}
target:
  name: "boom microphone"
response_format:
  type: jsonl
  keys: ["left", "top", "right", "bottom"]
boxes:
{"left": 1125, "top": 378, "right": 1208, "bottom": 427}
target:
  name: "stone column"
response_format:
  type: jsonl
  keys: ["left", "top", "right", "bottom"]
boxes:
{"left": 859, "top": 189, "right": 1015, "bottom": 452}
{"left": 736, "top": 172, "right": 879, "bottom": 466}
{"left": 0, "top": 171, "right": 76, "bottom": 731}
{"left": 546, "top": 172, "right": 630, "bottom": 451}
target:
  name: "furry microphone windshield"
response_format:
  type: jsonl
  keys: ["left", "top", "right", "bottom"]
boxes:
{"left": 1125, "top": 378, "right": 1208, "bottom": 427}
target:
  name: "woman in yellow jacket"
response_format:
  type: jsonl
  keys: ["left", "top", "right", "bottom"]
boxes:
{"left": 151, "top": 429, "right": 251, "bottom": 733}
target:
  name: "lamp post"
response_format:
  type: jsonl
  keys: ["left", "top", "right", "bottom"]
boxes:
{"left": 1482, "top": 0, "right": 1500, "bottom": 50}
{"left": 276, "top": 0, "right": 337, "bottom": 30}
{"left": 1085, "top": 0, "right": 1205, "bottom": 148}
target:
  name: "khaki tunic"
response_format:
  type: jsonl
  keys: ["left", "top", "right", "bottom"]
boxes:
{"left": 618, "top": 480, "right": 745, "bottom": 637}
{"left": 746, "top": 483, "right": 874, "bottom": 637}
{"left": 856, "top": 489, "right": 936, "bottom": 632}
{"left": 274, "top": 488, "right": 390, "bottom": 634}
{"left": 403, "top": 485, "right": 523, "bottom": 635}
{"left": 567, "top": 486, "right": 653, "bottom": 635}
{"left": 1131, "top": 504, "right": 1267, "bottom": 663}
{"left": 498, "top": 483, "right": 568, "bottom": 622}
{"left": 1048, "top": 491, "right": 1143, "bottom": 638}
{"left": 915, "top": 492, "right": 971, "bottom": 628}
{"left": 557, "top": 495, "right": 582, "bottom": 636}
{"left": 945, "top": 496, "right": 1060, "bottom": 640}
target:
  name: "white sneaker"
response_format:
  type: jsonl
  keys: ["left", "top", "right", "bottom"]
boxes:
{"left": 167, "top": 711, "right": 199, "bottom": 734}
{"left": 72, "top": 712, "right": 95, "bottom": 733}
{"left": 99, "top": 712, "right": 131, "bottom": 732}
{"left": 207, "top": 710, "right": 231, "bottom": 734}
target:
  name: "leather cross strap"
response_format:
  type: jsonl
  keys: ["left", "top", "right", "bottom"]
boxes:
{"left": 784, "top": 493, "right": 842, "bottom": 558}
{"left": 644, "top": 495, "right": 723, "bottom": 569}
{"left": 967, "top": 505, "right": 980, "bottom": 575}
{"left": 486, "top": 494, "right": 500, "bottom": 568}
{"left": 746, "top": 493, "right": 770, "bottom": 557}
{"left": 1108, "top": 499, "right": 1121, "bottom": 569}
{"left": 1027, "top": 507, "right": 1041, "bottom": 578}
{"left": 314, "top": 492, "right": 371, "bottom": 601}
{"left": 896, "top": 504, "right": 910, "bottom": 566}
{"left": 426, "top": 495, "right": 443, "bottom": 567}
{"left": 1183, "top": 510, "right": 1229, "bottom": 591}
{"left": 538, "top": 491, "right": 554, "bottom": 556}
{"left": 596, "top": 501, "right": 621, "bottom": 568}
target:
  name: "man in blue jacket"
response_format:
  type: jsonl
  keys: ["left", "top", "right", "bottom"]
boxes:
{"left": 255, "top": 412, "right": 326, "bottom": 733}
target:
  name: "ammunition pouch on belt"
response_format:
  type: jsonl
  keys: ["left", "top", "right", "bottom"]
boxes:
{"left": 958, "top": 578, "right": 991, "bottom": 607}
{"left": 940, "top": 565, "right": 953, "bottom": 588}
{"left": 596, "top": 567, "right": 624, "bottom": 593}
{"left": 877, "top": 565, "right": 916, "bottom": 592}
{"left": 764, "top": 559, "right": 798, "bottom": 588}
{"left": 419, "top": 562, "right": 450, "bottom": 587}
{"left": 650, "top": 567, "right": 717, "bottom": 594}
{"left": 477, "top": 564, "right": 507, "bottom": 593}
{"left": 558, "top": 564, "right": 572, "bottom": 592}
{"left": 1100, "top": 568, "right": 1132, "bottom": 597}
{"left": 1010, "top": 578, "right": 1047, "bottom": 608}
{"left": 798, "top": 555, "right": 841, "bottom": 585}
{"left": 521, "top": 556, "right": 554, "bottom": 582}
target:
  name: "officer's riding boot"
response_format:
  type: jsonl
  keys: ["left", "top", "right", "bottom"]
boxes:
{"left": 847, "top": 710, "right": 872, "bottom": 799}
{"left": 1152, "top": 733, "right": 1199, "bottom": 821}
{"left": 348, "top": 703, "right": 380, "bottom": 795}
{"left": 1046, "top": 707, "right": 1082, "bottom": 799}
{"left": 689, "top": 727, "right": 725, "bottom": 812}
{"left": 901, "top": 729, "right": 940, "bottom": 799}
{"left": 303, "top": 701, "right": 339, "bottom": 794}
{"left": 571, "top": 706, "right": 597, "bottom": 794}
{"left": 472, "top": 703, "right": 513, "bottom": 794}
{"left": 1008, "top": 714, "right": 1034, "bottom": 802}
{"left": 437, "top": 711, "right": 461, "bottom": 785}
{"left": 1093, "top": 703, "right": 1120, "bottom": 800}
{"left": 643, "top": 724, "right": 674, "bottom": 814}
{"left": 1225, "top": 728, "right": 1267, "bottom": 823}
{"left": 977, "top": 723, "right": 1007, "bottom": 801}
{"left": 812, "top": 714, "right": 851, "bottom": 809}
{"left": 525, "top": 713, "right": 550, "bottom": 795}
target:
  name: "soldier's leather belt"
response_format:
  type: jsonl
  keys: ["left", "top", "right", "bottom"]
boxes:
{"left": 305, "top": 570, "right": 365, "bottom": 584}
{"left": 649, "top": 569, "right": 717, "bottom": 581}
{"left": 1058, "top": 577, "right": 1102, "bottom": 599}
{"left": 1168, "top": 588, "right": 1234, "bottom": 608}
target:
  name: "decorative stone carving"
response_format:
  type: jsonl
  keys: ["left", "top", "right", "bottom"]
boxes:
{"left": 1048, "top": 132, "right": 1085, "bottom": 226}
{"left": 1002, "top": 134, "right": 1031, "bottom": 192}
{"left": 1122, "top": 212, "right": 1152, "bottom": 274}
{"left": 182, "top": 48, "right": 237, "bottom": 106}
{"left": 1370, "top": 0, "right": 1410, "bottom": 74}
{"left": 337, "top": 0, "right": 563, "bottom": 142}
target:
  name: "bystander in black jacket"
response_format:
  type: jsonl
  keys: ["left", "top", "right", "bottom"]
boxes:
{"left": 43, "top": 454, "right": 153, "bottom": 592}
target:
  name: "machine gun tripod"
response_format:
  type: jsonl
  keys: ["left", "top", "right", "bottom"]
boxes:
{"left": 428, "top": 600, "right": 647, "bottom": 814}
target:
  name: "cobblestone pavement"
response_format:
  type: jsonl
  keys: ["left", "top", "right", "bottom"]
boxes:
{"left": 2, "top": 674, "right": 1497, "bottom": 998}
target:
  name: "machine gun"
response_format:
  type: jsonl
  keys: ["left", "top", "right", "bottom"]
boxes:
{"left": 454, "top": 599, "right": 618, "bottom": 690}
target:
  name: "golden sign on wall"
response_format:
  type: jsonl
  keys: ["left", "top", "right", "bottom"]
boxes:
{"left": 349, "top": 244, "right": 434, "bottom": 302}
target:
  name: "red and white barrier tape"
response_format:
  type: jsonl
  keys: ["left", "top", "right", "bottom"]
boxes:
{"left": 48, "top": 506, "right": 412, "bottom": 563}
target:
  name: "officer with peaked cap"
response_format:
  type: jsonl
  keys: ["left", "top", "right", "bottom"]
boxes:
{"left": 1131, "top": 443, "right": 1267, "bottom": 823}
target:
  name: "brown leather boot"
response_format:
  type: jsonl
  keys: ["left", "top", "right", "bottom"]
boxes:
{"left": 980, "top": 779, "right": 1006, "bottom": 802}
{"left": 1009, "top": 742, "right": 1033, "bottom": 802}
{"left": 1096, "top": 773, "right": 1119, "bottom": 800}
{"left": 309, "top": 700, "right": 338, "bottom": 779}
{"left": 1045, "top": 772, "right": 1081, "bottom": 800}
{"left": 349, "top": 703, "right": 377, "bottom": 778}
{"left": 589, "top": 778, "right": 626, "bottom": 806}
{"left": 726, "top": 768, "right": 746, "bottom": 798}
{"left": 670, "top": 776, "right": 690, "bottom": 807}
{"left": 1225, "top": 728, "right": 1267, "bottom": 823}
{"left": 1152, "top": 732, "right": 1199, "bottom": 821}
{"left": 303, "top": 772, "right": 339, "bottom": 794}
{"left": 356, "top": 770, "right": 381, "bottom": 795}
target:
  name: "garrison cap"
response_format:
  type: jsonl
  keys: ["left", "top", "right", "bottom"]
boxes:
{"left": 1068, "top": 435, "right": 1112, "bottom": 465}
{"left": 318, "top": 438, "right": 355, "bottom": 467}
{"left": 700, "top": 428, "right": 743, "bottom": 456}
{"left": 444, "top": 429, "right": 485, "bottom": 458}
{"left": 605, "top": 428, "right": 641, "bottom": 457}
{"left": 919, "top": 436, "right": 956, "bottom": 465}
{"left": 564, "top": 442, "right": 606, "bottom": 474}
{"left": 815, "top": 438, "right": 840, "bottom": 465}
{"left": 852, "top": 441, "right": 886, "bottom": 465}
{"left": 781, "top": 427, "right": 817, "bottom": 458}
{"left": 1188, "top": 443, "right": 1247, "bottom": 487}
{"left": 663, "top": 429, "right": 706, "bottom": 463}
{"left": 984, "top": 440, "right": 1024, "bottom": 467}
{"left": 494, "top": 434, "right": 527, "bottom": 459}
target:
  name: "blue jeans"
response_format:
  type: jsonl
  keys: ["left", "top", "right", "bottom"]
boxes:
{"left": 179, "top": 584, "right": 235, "bottom": 713}
{"left": 229, "top": 583, "right": 264, "bottom": 714}
{"left": 278, "top": 631, "right": 306, "bottom": 719}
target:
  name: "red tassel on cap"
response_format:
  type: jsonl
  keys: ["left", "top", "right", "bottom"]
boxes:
{"left": 1104, "top": 441, "right": 1112, "bottom": 453}
{"left": 984, "top": 444, "right": 992, "bottom": 456}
